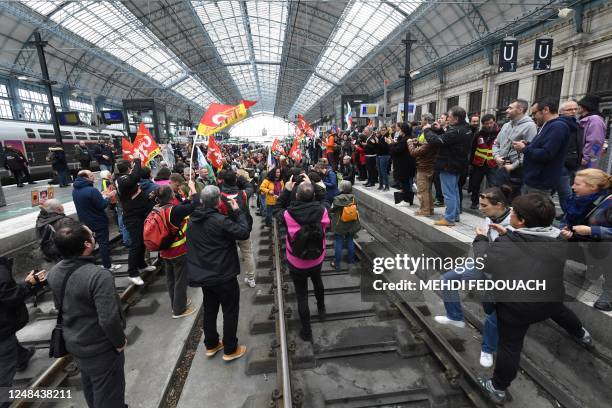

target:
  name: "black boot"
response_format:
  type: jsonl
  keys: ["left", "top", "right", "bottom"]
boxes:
{"left": 299, "top": 328, "right": 313, "bottom": 342}
{"left": 594, "top": 291, "right": 612, "bottom": 312}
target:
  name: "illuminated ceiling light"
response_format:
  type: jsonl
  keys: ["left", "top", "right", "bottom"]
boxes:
{"left": 558, "top": 8, "right": 574, "bottom": 18}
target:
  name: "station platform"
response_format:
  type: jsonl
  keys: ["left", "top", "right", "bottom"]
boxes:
{"left": 352, "top": 182, "right": 612, "bottom": 347}
{"left": 0, "top": 179, "right": 80, "bottom": 255}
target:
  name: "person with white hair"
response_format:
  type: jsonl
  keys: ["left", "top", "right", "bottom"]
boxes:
{"left": 35, "top": 199, "right": 68, "bottom": 262}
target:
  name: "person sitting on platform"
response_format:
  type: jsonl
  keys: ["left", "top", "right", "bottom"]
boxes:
{"left": 36, "top": 199, "right": 67, "bottom": 263}
{"left": 475, "top": 193, "right": 592, "bottom": 405}
{"left": 434, "top": 186, "right": 513, "bottom": 368}
{"left": 186, "top": 185, "right": 250, "bottom": 361}
{"left": 282, "top": 182, "right": 330, "bottom": 341}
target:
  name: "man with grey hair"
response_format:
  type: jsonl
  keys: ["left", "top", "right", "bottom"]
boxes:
{"left": 492, "top": 99, "right": 537, "bottom": 199}
{"left": 36, "top": 199, "right": 67, "bottom": 262}
{"left": 557, "top": 100, "right": 583, "bottom": 214}
{"left": 186, "top": 185, "right": 250, "bottom": 361}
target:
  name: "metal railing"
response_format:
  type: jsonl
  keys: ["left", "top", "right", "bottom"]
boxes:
{"left": 272, "top": 219, "right": 293, "bottom": 408}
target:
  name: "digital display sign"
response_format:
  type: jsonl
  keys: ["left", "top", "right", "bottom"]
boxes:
{"left": 57, "top": 111, "right": 81, "bottom": 126}
{"left": 101, "top": 110, "right": 124, "bottom": 124}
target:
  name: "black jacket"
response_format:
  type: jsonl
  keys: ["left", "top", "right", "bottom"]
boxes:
{"left": 563, "top": 116, "right": 584, "bottom": 171}
{"left": 186, "top": 207, "right": 250, "bottom": 287}
{"left": 3, "top": 147, "right": 28, "bottom": 171}
{"left": 389, "top": 135, "right": 416, "bottom": 180}
{"left": 0, "top": 257, "right": 36, "bottom": 340}
{"left": 94, "top": 144, "right": 114, "bottom": 167}
{"left": 221, "top": 185, "right": 253, "bottom": 231}
{"left": 424, "top": 123, "right": 473, "bottom": 174}
{"left": 50, "top": 148, "right": 68, "bottom": 171}
{"left": 473, "top": 228, "right": 566, "bottom": 305}
{"left": 75, "top": 145, "right": 91, "bottom": 162}
{"left": 339, "top": 163, "right": 355, "bottom": 184}
{"left": 115, "top": 160, "right": 153, "bottom": 226}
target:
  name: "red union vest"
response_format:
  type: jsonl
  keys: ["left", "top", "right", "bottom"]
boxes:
{"left": 472, "top": 136, "right": 496, "bottom": 168}
{"left": 159, "top": 210, "right": 189, "bottom": 259}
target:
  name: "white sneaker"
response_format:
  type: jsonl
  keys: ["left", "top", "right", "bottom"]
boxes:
{"left": 480, "top": 351, "right": 494, "bottom": 368}
{"left": 138, "top": 265, "right": 156, "bottom": 273}
{"left": 245, "top": 277, "right": 256, "bottom": 288}
{"left": 128, "top": 276, "right": 144, "bottom": 286}
{"left": 109, "top": 264, "right": 122, "bottom": 271}
{"left": 434, "top": 315, "right": 466, "bottom": 328}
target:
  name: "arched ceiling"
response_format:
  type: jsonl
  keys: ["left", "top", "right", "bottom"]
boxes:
{"left": 0, "top": 0, "right": 571, "bottom": 121}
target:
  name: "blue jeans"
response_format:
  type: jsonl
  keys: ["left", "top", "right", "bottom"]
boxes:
{"left": 441, "top": 266, "right": 498, "bottom": 353}
{"left": 376, "top": 155, "right": 390, "bottom": 188}
{"left": 265, "top": 204, "right": 275, "bottom": 225}
{"left": 439, "top": 171, "right": 460, "bottom": 222}
{"left": 259, "top": 194, "right": 267, "bottom": 215}
{"left": 557, "top": 167, "right": 574, "bottom": 215}
{"left": 57, "top": 169, "right": 68, "bottom": 186}
{"left": 334, "top": 233, "right": 355, "bottom": 268}
{"left": 116, "top": 205, "right": 131, "bottom": 247}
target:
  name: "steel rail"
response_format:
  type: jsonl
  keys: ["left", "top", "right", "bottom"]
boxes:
{"left": 272, "top": 218, "right": 293, "bottom": 408}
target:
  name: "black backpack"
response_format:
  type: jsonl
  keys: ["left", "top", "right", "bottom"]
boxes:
{"left": 40, "top": 224, "right": 60, "bottom": 262}
{"left": 291, "top": 223, "right": 324, "bottom": 260}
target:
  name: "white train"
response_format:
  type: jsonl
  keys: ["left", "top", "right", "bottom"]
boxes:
{"left": 0, "top": 119, "right": 126, "bottom": 181}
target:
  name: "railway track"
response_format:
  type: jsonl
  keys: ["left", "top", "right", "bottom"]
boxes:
{"left": 251, "top": 217, "right": 611, "bottom": 408}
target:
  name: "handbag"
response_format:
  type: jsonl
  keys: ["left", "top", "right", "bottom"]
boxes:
{"left": 49, "top": 261, "right": 85, "bottom": 358}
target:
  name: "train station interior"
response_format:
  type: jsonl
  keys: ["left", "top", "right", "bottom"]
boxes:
{"left": 0, "top": 1, "right": 611, "bottom": 407}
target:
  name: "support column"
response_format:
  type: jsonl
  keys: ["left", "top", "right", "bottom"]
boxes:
{"left": 8, "top": 78, "right": 24, "bottom": 120}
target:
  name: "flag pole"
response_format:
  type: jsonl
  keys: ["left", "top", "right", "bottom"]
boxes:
{"left": 189, "top": 134, "right": 200, "bottom": 182}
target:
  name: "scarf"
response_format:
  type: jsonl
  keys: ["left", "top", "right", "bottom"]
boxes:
{"left": 273, "top": 180, "right": 282, "bottom": 196}
{"left": 564, "top": 190, "right": 608, "bottom": 228}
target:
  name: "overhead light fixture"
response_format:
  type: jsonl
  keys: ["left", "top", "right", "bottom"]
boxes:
{"left": 558, "top": 8, "right": 573, "bottom": 18}
{"left": 409, "top": 70, "right": 420, "bottom": 78}
{"left": 16, "top": 75, "right": 30, "bottom": 81}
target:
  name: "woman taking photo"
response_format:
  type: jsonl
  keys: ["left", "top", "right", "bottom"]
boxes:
{"left": 560, "top": 168, "right": 612, "bottom": 311}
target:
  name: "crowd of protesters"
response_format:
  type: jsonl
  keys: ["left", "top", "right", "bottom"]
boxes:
{"left": 0, "top": 92, "right": 610, "bottom": 407}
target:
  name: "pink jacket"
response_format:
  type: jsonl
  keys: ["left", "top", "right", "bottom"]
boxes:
{"left": 284, "top": 207, "right": 330, "bottom": 270}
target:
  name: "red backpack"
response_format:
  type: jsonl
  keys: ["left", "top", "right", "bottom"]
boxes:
{"left": 143, "top": 205, "right": 180, "bottom": 251}
{"left": 218, "top": 191, "right": 248, "bottom": 216}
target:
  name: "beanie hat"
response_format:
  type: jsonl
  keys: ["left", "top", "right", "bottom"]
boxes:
{"left": 577, "top": 95, "right": 601, "bottom": 112}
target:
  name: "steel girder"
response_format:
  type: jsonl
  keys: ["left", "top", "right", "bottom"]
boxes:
{"left": 239, "top": 0, "right": 262, "bottom": 103}
{"left": 454, "top": 0, "right": 490, "bottom": 38}
{"left": 0, "top": 1, "right": 206, "bottom": 114}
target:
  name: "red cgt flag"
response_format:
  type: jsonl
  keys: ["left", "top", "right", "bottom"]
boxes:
{"left": 197, "top": 100, "right": 256, "bottom": 136}
{"left": 289, "top": 137, "right": 302, "bottom": 162}
{"left": 207, "top": 135, "right": 223, "bottom": 169}
{"left": 121, "top": 138, "right": 134, "bottom": 160}
{"left": 132, "top": 123, "right": 160, "bottom": 165}
{"left": 297, "top": 113, "right": 314, "bottom": 138}
{"left": 271, "top": 137, "right": 285, "bottom": 155}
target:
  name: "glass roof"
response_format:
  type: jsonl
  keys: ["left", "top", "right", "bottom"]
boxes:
{"left": 22, "top": 0, "right": 217, "bottom": 107}
{"left": 171, "top": 75, "right": 216, "bottom": 109}
{"left": 289, "top": 0, "right": 421, "bottom": 116}
{"left": 192, "top": 0, "right": 287, "bottom": 112}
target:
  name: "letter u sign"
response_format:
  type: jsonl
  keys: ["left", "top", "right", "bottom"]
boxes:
{"left": 503, "top": 46, "right": 515, "bottom": 61}
{"left": 537, "top": 44, "right": 550, "bottom": 59}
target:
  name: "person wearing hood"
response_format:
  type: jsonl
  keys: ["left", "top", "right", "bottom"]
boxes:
{"left": 492, "top": 99, "right": 538, "bottom": 199}
{"left": 512, "top": 97, "right": 570, "bottom": 196}
{"left": 468, "top": 114, "right": 499, "bottom": 209}
{"left": 36, "top": 199, "right": 67, "bottom": 262}
{"left": 186, "top": 185, "right": 249, "bottom": 361}
{"left": 282, "top": 182, "right": 330, "bottom": 342}
{"left": 72, "top": 170, "right": 120, "bottom": 271}
{"left": 474, "top": 193, "right": 592, "bottom": 405}
{"left": 577, "top": 94, "right": 606, "bottom": 169}
{"left": 560, "top": 169, "right": 612, "bottom": 311}
{"left": 219, "top": 171, "right": 256, "bottom": 288}
{"left": 330, "top": 181, "right": 361, "bottom": 271}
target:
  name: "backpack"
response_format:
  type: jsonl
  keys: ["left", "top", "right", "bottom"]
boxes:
{"left": 291, "top": 223, "right": 324, "bottom": 260}
{"left": 40, "top": 224, "right": 60, "bottom": 261}
{"left": 143, "top": 205, "right": 179, "bottom": 251}
{"left": 218, "top": 190, "right": 248, "bottom": 216}
{"left": 340, "top": 199, "right": 359, "bottom": 223}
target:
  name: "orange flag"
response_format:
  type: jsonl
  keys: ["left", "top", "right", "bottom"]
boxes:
{"left": 197, "top": 100, "right": 257, "bottom": 136}
{"left": 132, "top": 123, "right": 160, "bottom": 165}
{"left": 207, "top": 135, "right": 223, "bottom": 169}
{"left": 121, "top": 138, "right": 134, "bottom": 160}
